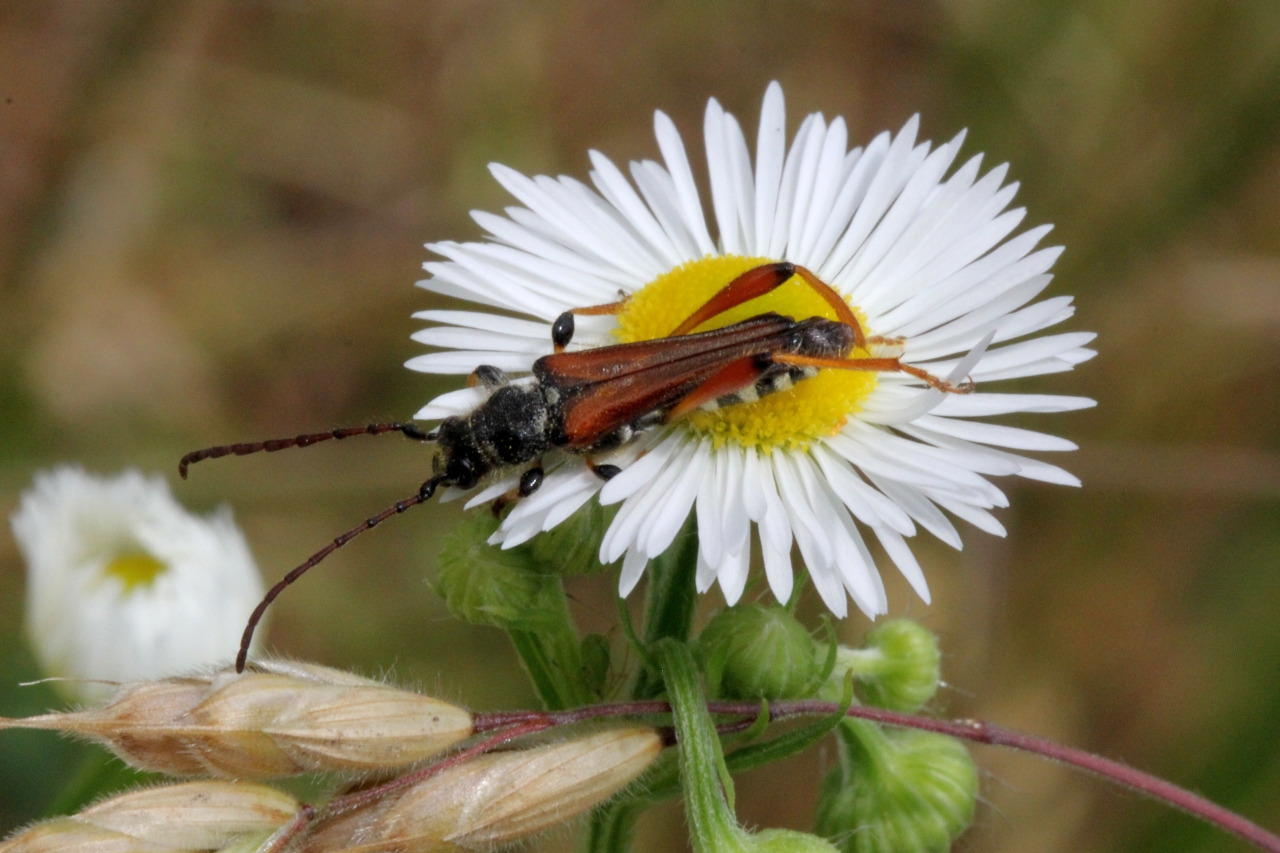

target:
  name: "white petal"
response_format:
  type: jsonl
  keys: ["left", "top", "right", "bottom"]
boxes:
{"left": 772, "top": 452, "right": 833, "bottom": 569}
{"left": 761, "top": 537, "right": 794, "bottom": 606}
{"left": 464, "top": 474, "right": 522, "bottom": 510}
{"left": 411, "top": 327, "right": 548, "bottom": 354}
{"left": 866, "top": 474, "right": 963, "bottom": 550}
{"left": 767, "top": 113, "right": 816, "bottom": 258}
{"left": 807, "top": 133, "right": 887, "bottom": 271}
{"left": 719, "top": 446, "right": 750, "bottom": 557}
{"left": 640, "top": 444, "right": 707, "bottom": 557}
{"left": 716, "top": 546, "right": 751, "bottom": 607}
{"left": 914, "top": 414, "right": 1078, "bottom": 451}
{"left": 601, "top": 438, "right": 697, "bottom": 563}
{"left": 810, "top": 442, "right": 915, "bottom": 535}
{"left": 589, "top": 150, "right": 684, "bottom": 268}
{"left": 819, "top": 114, "right": 920, "bottom": 282}
{"left": 843, "top": 133, "right": 962, "bottom": 298}
{"left": 618, "top": 547, "right": 649, "bottom": 597}
{"left": 753, "top": 81, "right": 786, "bottom": 256}
{"left": 631, "top": 160, "right": 701, "bottom": 261}
{"left": 796, "top": 116, "right": 848, "bottom": 263}
{"left": 928, "top": 492, "right": 1007, "bottom": 537}
{"left": 741, "top": 448, "right": 768, "bottom": 521}
{"left": 471, "top": 209, "right": 635, "bottom": 288}
{"left": 932, "top": 393, "right": 1096, "bottom": 417}
{"left": 405, "top": 350, "right": 536, "bottom": 375}
{"left": 704, "top": 98, "right": 741, "bottom": 255}
{"left": 828, "top": 507, "right": 887, "bottom": 617}
{"left": 753, "top": 450, "right": 795, "bottom": 557}
{"left": 784, "top": 113, "right": 829, "bottom": 259}
{"left": 654, "top": 110, "right": 716, "bottom": 256}
{"left": 599, "top": 433, "right": 683, "bottom": 504}
{"left": 413, "top": 385, "right": 487, "bottom": 420}
{"left": 874, "top": 527, "right": 931, "bottom": 604}
{"left": 696, "top": 550, "right": 717, "bottom": 593}
{"left": 696, "top": 443, "right": 726, "bottom": 569}
{"left": 724, "top": 111, "right": 756, "bottom": 255}
{"left": 412, "top": 310, "right": 551, "bottom": 339}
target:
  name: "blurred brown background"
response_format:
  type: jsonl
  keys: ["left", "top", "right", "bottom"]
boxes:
{"left": 2, "top": 1, "right": 1279, "bottom": 850}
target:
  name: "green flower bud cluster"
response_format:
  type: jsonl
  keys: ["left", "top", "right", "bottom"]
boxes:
{"left": 831, "top": 619, "right": 942, "bottom": 712}
{"left": 436, "top": 502, "right": 977, "bottom": 853}
{"left": 816, "top": 723, "right": 978, "bottom": 853}
{"left": 813, "top": 621, "right": 975, "bottom": 853}
{"left": 435, "top": 512, "right": 603, "bottom": 709}
{"left": 435, "top": 512, "right": 564, "bottom": 631}
{"left": 697, "top": 604, "right": 821, "bottom": 700}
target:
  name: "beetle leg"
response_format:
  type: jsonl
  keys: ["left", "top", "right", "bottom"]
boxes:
{"left": 586, "top": 457, "right": 622, "bottom": 481}
{"left": 468, "top": 364, "right": 510, "bottom": 389}
{"left": 664, "top": 357, "right": 770, "bottom": 422}
{"left": 669, "top": 262, "right": 869, "bottom": 349}
{"left": 552, "top": 295, "right": 631, "bottom": 353}
{"left": 773, "top": 353, "right": 975, "bottom": 394}
{"left": 490, "top": 462, "right": 546, "bottom": 517}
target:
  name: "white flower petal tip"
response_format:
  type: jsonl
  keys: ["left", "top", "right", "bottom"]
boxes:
{"left": 409, "top": 83, "right": 1094, "bottom": 619}
{"left": 9, "top": 467, "right": 265, "bottom": 703}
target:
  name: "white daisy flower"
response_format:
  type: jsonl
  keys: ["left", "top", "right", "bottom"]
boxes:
{"left": 9, "top": 467, "right": 265, "bottom": 702}
{"left": 407, "top": 83, "right": 1095, "bottom": 618}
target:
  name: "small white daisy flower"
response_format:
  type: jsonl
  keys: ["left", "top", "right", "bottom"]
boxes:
{"left": 9, "top": 467, "right": 264, "bottom": 701}
{"left": 407, "top": 83, "right": 1095, "bottom": 618}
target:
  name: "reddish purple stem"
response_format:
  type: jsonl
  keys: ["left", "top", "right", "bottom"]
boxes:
{"left": 475, "top": 701, "right": 1280, "bottom": 853}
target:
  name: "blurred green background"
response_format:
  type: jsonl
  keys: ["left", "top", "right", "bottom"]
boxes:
{"left": 2, "top": 1, "right": 1279, "bottom": 850}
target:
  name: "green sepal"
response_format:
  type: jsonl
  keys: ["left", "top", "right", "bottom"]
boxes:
{"left": 815, "top": 719, "right": 978, "bottom": 853}
{"left": 817, "top": 616, "right": 838, "bottom": 684}
{"left": 435, "top": 512, "right": 560, "bottom": 630}
{"left": 852, "top": 619, "right": 942, "bottom": 713}
{"left": 581, "top": 632, "right": 612, "bottom": 696}
{"left": 722, "top": 671, "right": 854, "bottom": 775}
{"left": 525, "top": 499, "right": 620, "bottom": 575}
{"left": 696, "top": 603, "right": 820, "bottom": 700}
{"left": 435, "top": 511, "right": 592, "bottom": 710}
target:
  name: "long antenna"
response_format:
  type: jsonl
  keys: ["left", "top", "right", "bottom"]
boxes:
{"left": 235, "top": 474, "right": 447, "bottom": 673}
{"left": 180, "top": 423, "right": 432, "bottom": 479}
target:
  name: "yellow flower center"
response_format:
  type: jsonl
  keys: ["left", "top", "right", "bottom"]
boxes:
{"left": 613, "top": 255, "right": 877, "bottom": 452}
{"left": 103, "top": 551, "right": 167, "bottom": 592}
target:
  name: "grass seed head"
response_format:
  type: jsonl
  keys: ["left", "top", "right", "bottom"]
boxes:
{"left": 0, "top": 781, "right": 298, "bottom": 852}
{"left": 301, "top": 726, "right": 663, "bottom": 852}
{"left": 0, "top": 661, "right": 473, "bottom": 778}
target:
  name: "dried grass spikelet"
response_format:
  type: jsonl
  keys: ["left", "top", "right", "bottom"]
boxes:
{"left": 0, "top": 660, "right": 473, "bottom": 778}
{"left": 0, "top": 780, "right": 298, "bottom": 852}
{"left": 301, "top": 726, "right": 663, "bottom": 852}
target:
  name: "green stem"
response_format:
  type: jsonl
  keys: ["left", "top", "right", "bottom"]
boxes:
{"left": 654, "top": 638, "right": 749, "bottom": 853}
{"left": 630, "top": 514, "right": 699, "bottom": 699}
{"left": 506, "top": 576, "right": 594, "bottom": 711}
{"left": 582, "top": 799, "right": 644, "bottom": 853}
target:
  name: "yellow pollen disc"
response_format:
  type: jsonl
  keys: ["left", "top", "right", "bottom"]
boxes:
{"left": 103, "top": 551, "right": 167, "bottom": 592}
{"left": 613, "top": 255, "right": 877, "bottom": 452}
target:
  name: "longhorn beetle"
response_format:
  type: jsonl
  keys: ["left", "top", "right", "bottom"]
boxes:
{"left": 179, "top": 262, "right": 973, "bottom": 672}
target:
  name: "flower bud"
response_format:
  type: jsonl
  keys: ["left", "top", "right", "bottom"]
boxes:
{"left": 0, "top": 781, "right": 297, "bottom": 853}
{"left": 0, "top": 661, "right": 473, "bottom": 777}
{"left": 299, "top": 726, "right": 662, "bottom": 852}
{"left": 697, "top": 604, "right": 819, "bottom": 700}
{"left": 751, "top": 829, "right": 841, "bottom": 853}
{"left": 815, "top": 725, "right": 977, "bottom": 853}
{"left": 832, "top": 620, "right": 940, "bottom": 712}
{"left": 435, "top": 513, "right": 563, "bottom": 629}
{"left": 524, "top": 500, "right": 619, "bottom": 575}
